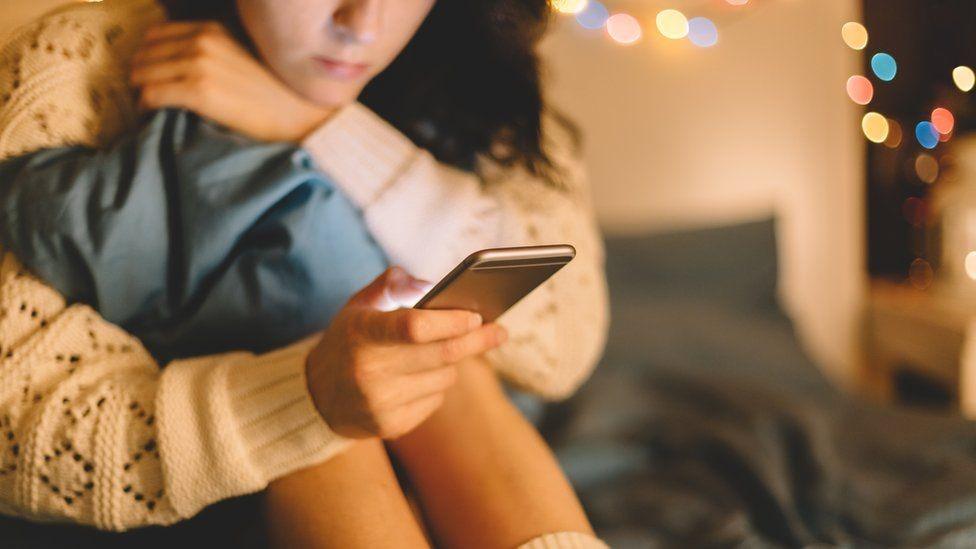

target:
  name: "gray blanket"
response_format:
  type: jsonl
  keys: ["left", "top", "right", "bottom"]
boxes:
{"left": 547, "top": 220, "right": 976, "bottom": 548}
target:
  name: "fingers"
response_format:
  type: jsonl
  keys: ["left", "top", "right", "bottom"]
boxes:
{"left": 131, "top": 58, "right": 201, "bottom": 87}
{"left": 349, "top": 267, "right": 410, "bottom": 309}
{"left": 382, "top": 393, "right": 446, "bottom": 440}
{"left": 143, "top": 21, "right": 221, "bottom": 44}
{"left": 365, "top": 308, "right": 483, "bottom": 345}
{"left": 397, "top": 366, "right": 459, "bottom": 401}
{"left": 132, "top": 38, "right": 194, "bottom": 66}
{"left": 137, "top": 79, "right": 204, "bottom": 112}
{"left": 414, "top": 323, "right": 508, "bottom": 368}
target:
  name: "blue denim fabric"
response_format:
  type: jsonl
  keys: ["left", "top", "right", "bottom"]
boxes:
{"left": 0, "top": 109, "right": 388, "bottom": 361}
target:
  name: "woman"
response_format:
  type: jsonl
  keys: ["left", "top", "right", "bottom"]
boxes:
{"left": 0, "top": 0, "right": 609, "bottom": 547}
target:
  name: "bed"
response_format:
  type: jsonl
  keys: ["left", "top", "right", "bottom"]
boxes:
{"left": 536, "top": 218, "right": 976, "bottom": 548}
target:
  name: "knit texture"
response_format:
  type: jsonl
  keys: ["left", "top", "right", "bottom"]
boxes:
{"left": 0, "top": 0, "right": 354, "bottom": 530}
{"left": 0, "top": 0, "right": 610, "bottom": 530}
{"left": 304, "top": 102, "right": 610, "bottom": 400}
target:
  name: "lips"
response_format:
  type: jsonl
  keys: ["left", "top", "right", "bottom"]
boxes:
{"left": 313, "top": 56, "right": 369, "bottom": 80}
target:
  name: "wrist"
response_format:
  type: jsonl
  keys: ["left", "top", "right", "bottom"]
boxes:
{"left": 284, "top": 100, "right": 336, "bottom": 143}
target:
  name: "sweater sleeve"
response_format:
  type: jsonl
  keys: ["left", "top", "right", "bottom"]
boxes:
{"left": 0, "top": 250, "right": 352, "bottom": 530}
{"left": 302, "top": 103, "right": 610, "bottom": 399}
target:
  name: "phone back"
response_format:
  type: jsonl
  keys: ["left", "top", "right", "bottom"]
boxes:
{"left": 415, "top": 246, "right": 574, "bottom": 322}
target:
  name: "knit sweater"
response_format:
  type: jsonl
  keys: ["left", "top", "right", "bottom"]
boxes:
{"left": 0, "top": 0, "right": 610, "bottom": 536}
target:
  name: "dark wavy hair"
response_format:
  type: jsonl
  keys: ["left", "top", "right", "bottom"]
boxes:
{"left": 161, "top": 0, "right": 579, "bottom": 186}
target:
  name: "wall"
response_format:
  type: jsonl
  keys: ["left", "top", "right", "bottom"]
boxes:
{"left": 2, "top": 0, "right": 867, "bottom": 385}
{"left": 540, "top": 0, "right": 866, "bottom": 385}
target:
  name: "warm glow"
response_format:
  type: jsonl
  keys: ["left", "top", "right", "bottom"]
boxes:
{"left": 841, "top": 22, "right": 868, "bottom": 50}
{"left": 550, "top": 0, "right": 588, "bottom": 14}
{"left": 656, "top": 9, "right": 689, "bottom": 40}
{"left": 861, "top": 112, "right": 889, "bottom": 143}
{"left": 914, "top": 154, "right": 939, "bottom": 184}
{"left": 727, "top": 0, "right": 749, "bottom": 5}
{"left": 884, "top": 119, "right": 903, "bottom": 148}
{"left": 846, "top": 75, "right": 874, "bottom": 105}
{"left": 909, "top": 258, "right": 934, "bottom": 290}
{"left": 953, "top": 66, "right": 976, "bottom": 92}
{"left": 966, "top": 252, "right": 976, "bottom": 281}
{"left": 607, "top": 13, "right": 642, "bottom": 44}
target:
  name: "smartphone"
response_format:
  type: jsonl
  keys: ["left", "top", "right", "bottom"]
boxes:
{"left": 413, "top": 244, "right": 575, "bottom": 322}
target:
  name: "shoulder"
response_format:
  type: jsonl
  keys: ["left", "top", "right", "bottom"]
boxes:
{"left": 0, "top": 0, "right": 166, "bottom": 158}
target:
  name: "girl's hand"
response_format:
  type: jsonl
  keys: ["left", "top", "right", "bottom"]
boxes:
{"left": 131, "top": 21, "right": 332, "bottom": 142}
{"left": 305, "top": 267, "right": 509, "bottom": 440}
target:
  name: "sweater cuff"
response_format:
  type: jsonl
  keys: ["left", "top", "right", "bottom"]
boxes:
{"left": 301, "top": 101, "right": 420, "bottom": 208}
{"left": 225, "top": 337, "right": 353, "bottom": 482}
{"left": 157, "top": 337, "right": 353, "bottom": 518}
{"left": 516, "top": 532, "right": 610, "bottom": 549}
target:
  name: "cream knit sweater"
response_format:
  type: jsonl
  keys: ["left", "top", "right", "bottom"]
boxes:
{"left": 0, "top": 0, "right": 610, "bottom": 541}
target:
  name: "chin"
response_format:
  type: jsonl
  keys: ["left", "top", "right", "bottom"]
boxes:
{"left": 300, "top": 83, "right": 362, "bottom": 110}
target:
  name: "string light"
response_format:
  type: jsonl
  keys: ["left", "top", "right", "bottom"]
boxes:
{"left": 930, "top": 107, "right": 955, "bottom": 135}
{"left": 966, "top": 252, "right": 976, "bottom": 281}
{"left": 861, "top": 112, "right": 889, "bottom": 143}
{"left": 870, "top": 52, "right": 897, "bottom": 81}
{"left": 607, "top": 13, "right": 642, "bottom": 44}
{"left": 846, "top": 75, "right": 874, "bottom": 105}
{"left": 575, "top": 0, "right": 609, "bottom": 30}
{"left": 915, "top": 121, "right": 939, "bottom": 149}
{"left": 841, "top": 22, "right": 868, "bottom": 50}
{"left": 687, "top": 17, "right": 718, "bottom": 48}
{"left": 884, "top": 119, "right": 903, "bottom": 148}
{"left": 953, "top": 66, "right": 975, "bottom": 92}
{"left": 914, "top": 154, "right": 939, "bottom": 183}
{"left": 550, "top": 0, "right": 588, "bottom": 14}
{"left": 909, "top": 258, "right": 934, "bottom": 289}
{"left": 656, "top": 9, "right": 689, "bottom": 40}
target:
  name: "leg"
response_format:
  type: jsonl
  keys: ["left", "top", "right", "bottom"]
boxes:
{"left": 386, "top": 357, "right": 595, "bottom": 549}
{"left": 263, "top": 437, "right": 431, "bottom": 549}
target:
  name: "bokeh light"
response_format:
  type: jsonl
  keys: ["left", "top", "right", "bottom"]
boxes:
{"left": 870, "top": 52, "right": 897, "bottom": 81}
{"left": 931, "top": 107, "right": 955, "bottom": 135}
{"left": 687, "top": 17, "right": 718, "bottom": 48}
{"left": 841, "top": 22, "right": 868, "bottom": 50}
{"left": 902, "top": 197, "right": 927, "bottom": 228}
{"left": 861, "top": 112, "right": 889, "bottom": 143}
{"left": 953, "top": 66, "right": 976, "bottom": 92}
{"left": 656, "top": 9, "right": 689, "bottom": 40}
{"left": 550, "top": 0, "right": 588, "bottom": 14}
{"left": 575, "top": 0, "right": 609, "bottom": 29}
{"left": 846, "top": 75, "right": 874, "bottom": 105}
{"left": 884, "top": 119, "right": 903, "bottom": 148}
{"left": 915, "top": 121, "right": 939, "bottom": 149}
{"left": 607, "top": 13, "right": 642, "bottom": 44}
{"left": 909, "top": 258, "right": 934, "bottom": 290}
{"left": 914, "top": 154, "right": 939, "bottom": 183}
{"left": 966, "top": 252, "right": 976, "bottom": 281}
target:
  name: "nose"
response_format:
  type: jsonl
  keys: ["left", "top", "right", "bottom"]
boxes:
{"left": 331, "top": 0, "right": 382, "bottom": 44}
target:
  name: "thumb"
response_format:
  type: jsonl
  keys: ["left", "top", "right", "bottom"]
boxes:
{"left": 350, "top": 267, "right": 424, "bottom": 311}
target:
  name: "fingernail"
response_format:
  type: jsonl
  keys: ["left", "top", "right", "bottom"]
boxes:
{"left": 468, "top": 313, "right": 483, "bottom": 329}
